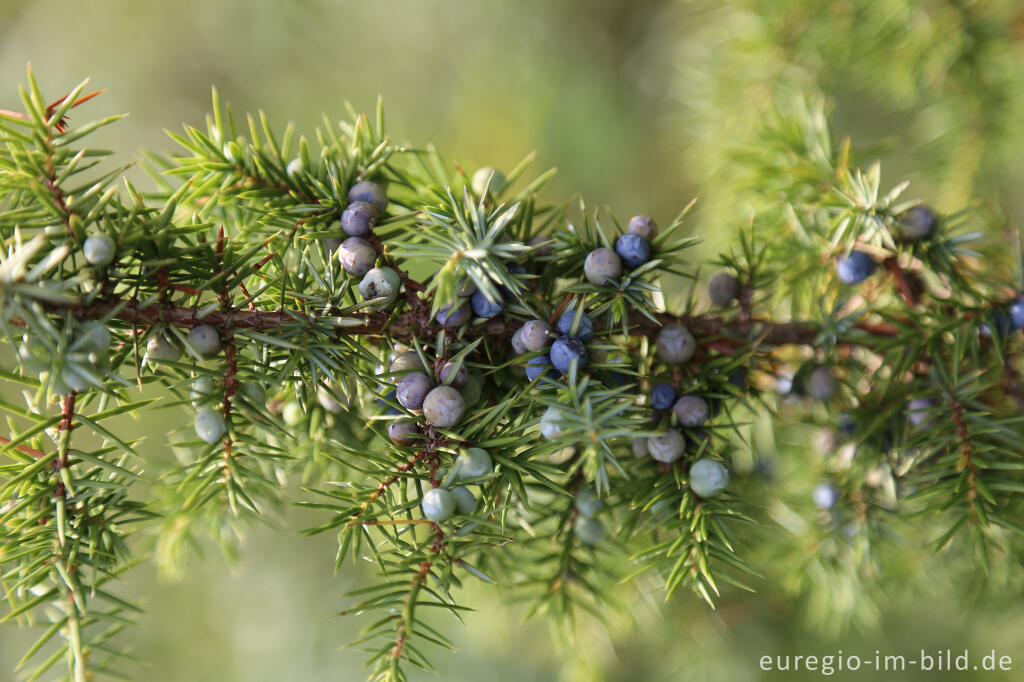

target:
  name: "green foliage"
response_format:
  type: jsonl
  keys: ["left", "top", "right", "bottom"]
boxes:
{"left": 1, "top": 60, "right": 1023, "bottom": 682}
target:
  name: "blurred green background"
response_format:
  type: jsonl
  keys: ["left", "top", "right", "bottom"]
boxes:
{"left": 2, "top": 0, "right": 1024, "bottom": 680}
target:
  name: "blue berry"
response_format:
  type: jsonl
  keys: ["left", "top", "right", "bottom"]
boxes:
{"left": 436, "top": 301, "right": 471, "bottom": 327}
{"left": 689, "top": 458, "right": 728, "bottom": 497}
{"left": 341, "top": 201, "right": 377, "bottom": 237}
{"left": 550, "top": 336, "right": 587, "bottom": 372}
{"left": 556, "top": 307, "right": 594, "bottom": 341}
{"left": 980, "top": 310, "right": 1011, "bottom": 338}
{"left": 396, "top": 372, "right": 432, "bottom": 411}
{"left": 526, "top": 354, "right": 557, "bottom": 382}
{"left": 906, "top": 398, "right": 933, "bottom": 428}
{"left": 805, "top": 366, "right": 837, "bottom": 400}
{"left": 650, "top": 383, "right": 676, "bottom": 410}
{"left": 1010, "top": 299, "right": 1024, "bottom": 330}
{"left": 583, "top": 247, "right": 622, "bottom": 285}
{"left": 615, "top": 233, "right": 651, "bottom": 269}
{"left": 837, "top": 412, "right": 856, "bottom": 436}
{"left": 898, "top": 205, "right": 936, "bottom": 241}
{"left": 835, "top": 251, "right": 875, "bottom": 284}
{"left": 347, "top": 180, "right": 388, "bottom": 213}
{"left": 470, "top": 289, "right": 504, "bottom": 318}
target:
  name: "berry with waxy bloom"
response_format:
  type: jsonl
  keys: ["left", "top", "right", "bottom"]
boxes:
{"left": 83, "top": 234, "right": 115, "bottom": 266}
{"left": 422, "top": 386, "right": 465, "bottom": 428}
{"left": 347, "top": 180, "right": 388, "bottom": 213}
{"left": 673, "top": 395, "right": 709, "bottom": 427}
{"left": 805, "top": 366, "right": 837, "bottom": 400}
{"left": 421, "top": 487, "right": 456, "bottom": 522}
{"left": 359, "top": 267, "right": 401, "bottom": 306}
{"left": 813, "top": 483, "right": 839, "bottom": 510}
{"left": 650, "top": 383, "right": 676, "bottom": 410}
{"left": 656, "top": 324, "right": 696, "bottom": 364}
{"left": 556, "top": 307, "right": 594, "bottom": 341}
{"left": 451, "top": 485, "right": 477, "bottom": 515}
{"left": 648, "top": 428, "right": 685, "bottom": 463}
{"left": 456, "top": 447, "right": 492, "bottom": 480}
{"left": 187, "top": 324, "right": 221, "bottom": 357}
{"left": 471, "top": 166, "right": 506, "bottom": 197}
{"left": 519, "top": 320, "right": 553, "bottom": 352}
{"left": 526, "top": 355, "right": 557, "bottom": 382}
{"left": 575, "top": 489, "right": 604, "bottom": 517}
{"left": 396, "top": 372, "right": 432, "bottom": 411}
{"left": 583, "top": 247, "right": 622, "bottom": 285}
{"left": 470, "top": 289, "right": 504, "bottom": 318}
{"left": 388, "top": 420, "right": 419, "bottom": 446}
{"left": 627, "top": 215, "right": 658, "bottom": 240}
{"left": 897, "top": 205, "right": 937, "bottom": 241}
{"left": 615, "top": 233, "right": 651, "bottom": 269}
{"left": 436, "top": 301, "right": 471, "bottom": 327}
{"left": 338, "top": 236, "right": 376, "bottom": 277}
{"left": 574, "top": 516, "right": 604, "bottom": 545}
{"left": 835, "top": 251, "right": 875, "bottom": 284}
{"left": 194, "top": 408, "right": 226, "bottom": 444}
{"left": 146, "top": 333, "right": 182, "bottom": 364}
{"left": 689, "top": 458, "right": 729, "bottom": 497}
{"left": 439, "top": 361, "right": 468, "bottom": 388}
{"left": 550, "top": 336, "right": 587, "bottom": 373}
{"left": 341, "top": 201, "right": 377, "bottom": 237}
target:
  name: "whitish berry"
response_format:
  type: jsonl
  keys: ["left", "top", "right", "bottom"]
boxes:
{"left": 341, "top": 201, "right": 377, "bottom": 237}
{"left": 615, "top": 233, "right": 650, "bottom": 269}
{"left": 511, "top": 327, "right": 529, "bottom": 354}
{"left": 656, "top": 324, "right": 696, "bottom": 364}
{"left": 397, "top": 372, "right": 432, "bottom": 411}
{"left": 317, "top": 385, "right": 344, "bottom": 413}
{"left": 439, "top": 361, "right": 468, "bottom": 388}
{"left": 61, "top": 366, "right": 90, "bottom": 392}
{"left": 83, "top": 234, "right": 115, "bottom": 266}
{"left": 456, "top": 447, "right": 493, "bottom": 480}
{"left": 689, "top": 458, "right": 728, "bottom": 497}
{"left": 708, "top": 272, "right": 739, "bottom": 306}
{"left": 186, "top": 324, "right": 221, "bottom": 357}
{"left": 422, "top": 386, "right": 465, "bottom": 428}
{"left": 286, "top": 158, "right": 303, "bottom": 178}
{"left": 421, "top": 487, "right": 456, "bottom": 522}
{"left": 673, "top": 395, "right": 709, "bottom": 428}
{"left": 1010, "top": 298, "right": 1024, "bottom": 330}
{"left": 146, "top": 333, "right": 182, "bottom": 364}
{"left": 460, "top": 372, "right": 483, "bottom": 407}
{"left": 648, "top": 428, "right": 685, "bottom": 463}
{"left": 76, "top": 321, "right": 111, "bottom": 353}
{"left": 436, "top": 301, "right": 471, "bottom": 327}
{"left": 390, "top": 351, "right": 423, "bottom": 373}
{"left": 574, "top": 516, "right": 604, "bottom": 545}
{"left": 338, "top": 237, "right": 376, "bottom": 277}
{"left": 631, "top": 437, "right": 649, "bottom": 458}
{"left": 471, "top": 167, "right": 505, "bottom": 197}
{"left": 583, "top": 247, "right": 622, "bottom": 285}
{"left": 190, "top": 375, "right": 215, "bottom": 405}
{"left": 627, "top": 215, "right": 658, "bottom": 240}
{"left": 194, "top": 408, "right": 226, "bottom": 444}
{"left": 451, "top": 485, "right": 477, "bottom": 515}
{"left": 805, "top": 366, "right": 837, "bottom": 400}
{"left": 550, "top": 336, "right": 587, "bottom": 372}
{"left": 813, "top": 483, "right": 839, "bottom": 510}
{"left": 359, "top": 267, "right": 401, "bottom": 306}
{"left": 836, "top": 251, "right": 875, "bottom": 284}
{"left": 470, "top": 289, "right": 504, "bottom": 318}
{"left": 282, "top": 401, "right": 304, "bottom": 426}
{"left": 898, "top": 205, "right": 937, "bottom": 241}
{"left": 514, "top": 320, "right": 549, "bottom": 352}
{"left": 575, "top": 488, "right": 604, "bottom": 517}
{"left": 388, "top": 420, "right": 419, "bottom": 445}
{"left": 526, "top": 354, "right": 557, "bottom": 382}
{"left": 347, "top": 180, "right": 388, "bottom": 213}
{"left": 650, "top": 383, "right": 676, "bottom": 410}
{"left": 556, "top": 307, "right": 594, "bottom": 341}
{"left": 539, "top": 406, "right": 564, "bottom": 439}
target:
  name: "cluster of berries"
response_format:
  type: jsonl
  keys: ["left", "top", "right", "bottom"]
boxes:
{"left": 420, "top": 447, "right": 493, "bottom": 522}
{"left": 582, "top": 215, "right": 656, "bottom": 286}
{"left": 334, "top": 181, "right": 402, "bottom": 307}
{"left": 630, "top": 324, "right": 729, "bottom": 498}
{"left": 834, "top": 205, "right": 937, "bottom": 285}
{"left": 514, "top": 306, "right": 594, "bottom": 382}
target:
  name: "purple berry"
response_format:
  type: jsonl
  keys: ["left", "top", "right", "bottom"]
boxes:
{"left": 439, "top": 361, "right": 468, "bottom": 388}
{"left": 341, "top": 201, "right": 377, "bottom": 236}
{"left": 338, "top": 237, "right": 376, "bottom": 277}
{"left": 396, "top": 372, "right": 432, "bottom": 411}
{"left": 615, "top": 233, "right": 651, "bottom": 269}
{"left": 836, "top": 251, "right": 875, "bottom": 284}
{"left": 583, "top": 247, "right": 622, "bottom": 285}
{"left": 550, "top": 336, "right": 587, "bottom": 372}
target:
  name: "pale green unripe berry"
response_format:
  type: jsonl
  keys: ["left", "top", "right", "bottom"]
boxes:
{"left": 359, "top": 267, "right": 401, "bottom": 306}
{"left": 689, "top": 458, "right": 729, "bottom": 497}
{"left": 656, "top": 324, "right": 696, "bottom": 364}
{"left": 422, "top": 386, "right": 465, "bottom": 428}
{"left": 471, "top": 167, "right": 506, "bottom": 197}
{"left": 806, "top": 366, "right": 837, "bottom": 400}
{"left": 243, "top": 382, "right": 267, "bottom": 406}
{"left": 648, "top": 428, "right": 685, "bottom": 463}
{"left": 286, "top": 158, "right": 303, "bottom": 178}
{"left": 583, "top": 247, "right": 622, "bottom": 285}
{"left": 76, "top": 321, "right": 111, "bottom": 353}
{"left": 574, "top": 516, "right": 604, "bottom": 545}
{"left": 421, "top": 487, "right": 456, "bottom": 522}
{"left": 459, "top": 372, "right": 483, "bottom": 407}
{"left": 190, "top": 375, "right": 216, "bottom": 405}
{"left": 539, "top": 406, "right": 564, "bottom": 439}
{"left": 456, "top": 447, "right": 492, "bottom": 480}
{"left": 673, "top": 395, "right": 709, "bottom": 428}
{"left": 575, "top": 488, "right": 604, "bottom": 517}
{"left": 194, "top": 408, "right": 226, "bottom": 444}
{"left": 631, "top": 437, "right": 649, "bottom": 458}
{"left": 83, "top": 234, "right": 115, "bottom": 266}
{"left": 187, "top": 324, "right": 221, "bottom": 357}
{"left": 146, "top": 333, "right": 182, "bottom": 364}
{"left": 451, "top": 485, "right": 477, "bottom": 515}
{"left": 282, "top": 401, "right": 304, "bottom": 426}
